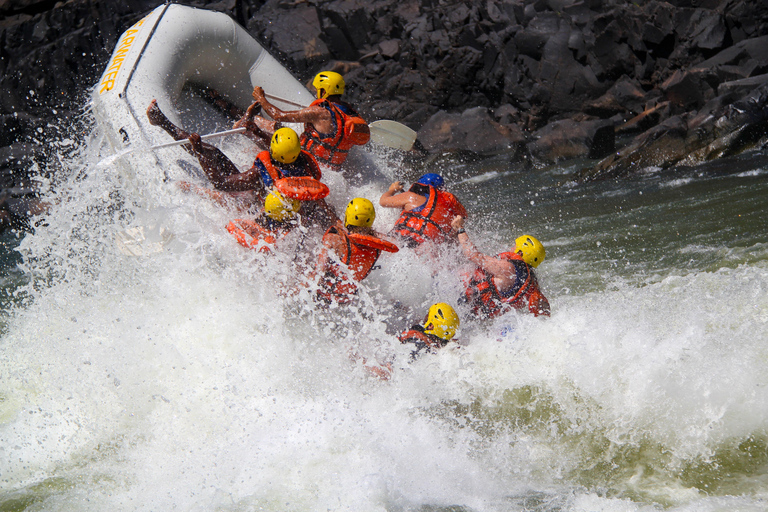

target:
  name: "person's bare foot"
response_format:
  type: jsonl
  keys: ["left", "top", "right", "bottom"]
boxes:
{"left": 146, "top": 99, "right": 167, "bottom": 126}
{"left": 147, "top": 99, "right": 189, "bottom": 140}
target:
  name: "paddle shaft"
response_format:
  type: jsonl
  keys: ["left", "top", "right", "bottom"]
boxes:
{"left": 265, "top": 93, "right": 306, "bottom": 109}
{"left": 147, "top": 94, "right": 303, "bottom": 151}
{"left": 150, "top": 127, "right": 247, "bottom": 150}
{"left": 148, "top": 95, "right": 417, "bottom": 152}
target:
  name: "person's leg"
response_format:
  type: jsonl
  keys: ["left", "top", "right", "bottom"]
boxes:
{"left": 147, "top": 99, "right": 191, "bottom": 141}
{"left": 147, "top": 100, "right": 240, "bottom": 183}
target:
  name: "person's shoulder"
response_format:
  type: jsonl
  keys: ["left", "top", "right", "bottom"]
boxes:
{"left": 405, "top": 189, "right": 426, "bottom": 200}
{"left": 292, "top": 150, "right": 321, "bottom": 178}
{"left": 331, "top": 99, "right": 362, "bottom": 116}
{"left": 436, "top": 188, "right": 462, "bottom": 204}
{"left": 296, "top": 150, "right": 311, "bottom": 164}
{"left": 510, "top": 257, "right": 533, "bottom": 274}
{"left": 323, "top": 222, "right": 348, "bottom": 239}
{"left": 322, "top": 227, "right": 345, "bottom": 250}
{"left": 299, "top": 150, "right": 320, "bottom": 166}
{"left": 252, "top": 153, "right": 269, "bottom": 171}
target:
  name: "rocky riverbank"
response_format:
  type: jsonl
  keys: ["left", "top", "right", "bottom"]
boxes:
{"left": 2, "top": 0, "right": 768, "bottom": 229}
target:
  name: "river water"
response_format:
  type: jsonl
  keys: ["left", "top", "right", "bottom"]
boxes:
{"left": 1, "top": 111, "right": 767, "bottom": 512}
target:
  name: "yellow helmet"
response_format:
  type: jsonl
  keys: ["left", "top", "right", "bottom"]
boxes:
{"left": 515, "top": 235, "right": 546, "bottom": 267}
{"left": 264, "top": 190, "right": 301, "bottom": 222}
{"left": 313, "top": 71, "right": 345, "bottom": 98}
{"left": 423, "top": 302, "right": 460, "bottom": 341}
{"left": 344, "top": 197, "right": 375, "bottom": 228}
{"left": 270, "top": 127, "right": 301, "bottom": 164}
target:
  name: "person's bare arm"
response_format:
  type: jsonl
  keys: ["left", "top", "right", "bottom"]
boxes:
{"left": 253, "top": 87, "right": 332, "bottom": 132}
{"left": 214, "top": 165, "right": 266, "bottom": 198}
{"left": 233, "top": 102, "right": 274, "bottom": 145}
{"left": 379, "top": 182, "right": 425, "bottom": 210}
{"left": 451, "top": 215, "right": 511, "bottom": 275}
{"left": 176, "top": 181, "right": 230, "bottom": 208}
{"left": 379, "top": 181, "right": 405, "bottom": 208}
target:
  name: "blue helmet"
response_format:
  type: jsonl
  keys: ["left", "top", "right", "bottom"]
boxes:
{"left": 416, "top": 173, "right": 444, "bottom": 189}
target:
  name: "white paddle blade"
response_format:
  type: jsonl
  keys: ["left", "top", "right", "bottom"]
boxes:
{"left": 115, "top": 225, "right": 174, "bottom": 256}
{"left": 369, "top": 120, "right": 417, "bottom": 151}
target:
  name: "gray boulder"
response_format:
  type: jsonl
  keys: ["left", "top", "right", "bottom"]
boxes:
{"left": 418, "top": 107, "right": 526, "bottom": 158}
{"left": 528, "top": 118, "right": 615, "bottom": 164}
{"left": 576, "top": 84, "right": 768, "bottom": 182}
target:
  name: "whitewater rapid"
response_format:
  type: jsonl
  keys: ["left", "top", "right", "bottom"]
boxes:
{"left": 1, "top": 119, "right": 768, "bottom": 511}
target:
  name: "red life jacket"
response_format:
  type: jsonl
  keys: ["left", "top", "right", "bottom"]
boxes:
{"left": 226, "top": 216, "right": 294, "bottom": 254}
{"left": 397, "top": 326, "right": 447, "bottom": 350}
{"left": 300, "top": 98, "right": 370, "bottom": 169}
{"left": 316, "top": 227, "right": 386, "bottom": 304}
{"left": 462, "top": 253, "right": 550, "bottom": 318}
{"left": 255, "top": 149, "right": 321, "bottom": 185}
{"left": 397, "top": 325, "right": 449, "bottom": 360}
{"left": 392, "top": 186, "right": 466, "bottom": 246}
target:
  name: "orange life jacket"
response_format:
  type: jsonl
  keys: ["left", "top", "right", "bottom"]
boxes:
{"left": 316, "top": 227, "right": 385, "bottom": 304}
{"left": 398, "top": 325, "right": 447, "bottom": 350}
{"left": 300, "top": 98, "right": 370, "bottom": 169}
{"left": 255, "top": 149, "right": 321, "bottom": 189}
{"left": 397, "top": 325, "right": 449, "bottom": 360}
{"left": 462, "top": 253, "right": 550, "bottom": 318}
{"left": 392, "top": 186, "right": 467, "bottom": 246}
{"left": 226, "top": 215, "right": 294, "bottom": 254}
{"left": 274, "top": 176, "right": 329, "bottom": 201}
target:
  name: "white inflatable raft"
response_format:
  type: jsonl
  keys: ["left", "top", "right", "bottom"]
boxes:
{"left": 91, "top": 3, "right": 314, "bottom": 182}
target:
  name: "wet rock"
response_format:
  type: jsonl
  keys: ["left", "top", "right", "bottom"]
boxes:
{"left": 661, "top": 69, "right": 717, "bottom": 110}
{"left": 718, "top": 73, "right": 768, "bottom": 97}
{"left": 615, "top": 101, "right": 671, "bottom": 136}
{"left": 584, "top": 76, "right": 647, "bottom": 117}
{"left": 576, "top": 83, "right": 768, "bottom": 182}
{"left": 515, "top": 12, "right": 560, "bottom": 60}
{"left": 417, "top": 107, "right": 526, "bottom": 158}
{"left": 576, "top": 115, "right": 690, "bottom": 182}
{"left": 249, "top": 5, "right": 331, "bottom": 73}
{"left": 528, "top": 118, "right": 615, "bottom": 164}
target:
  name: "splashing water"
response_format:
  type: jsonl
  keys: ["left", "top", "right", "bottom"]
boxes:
{"left": 1, "top": 107, "right": 768, "bottom": 512}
